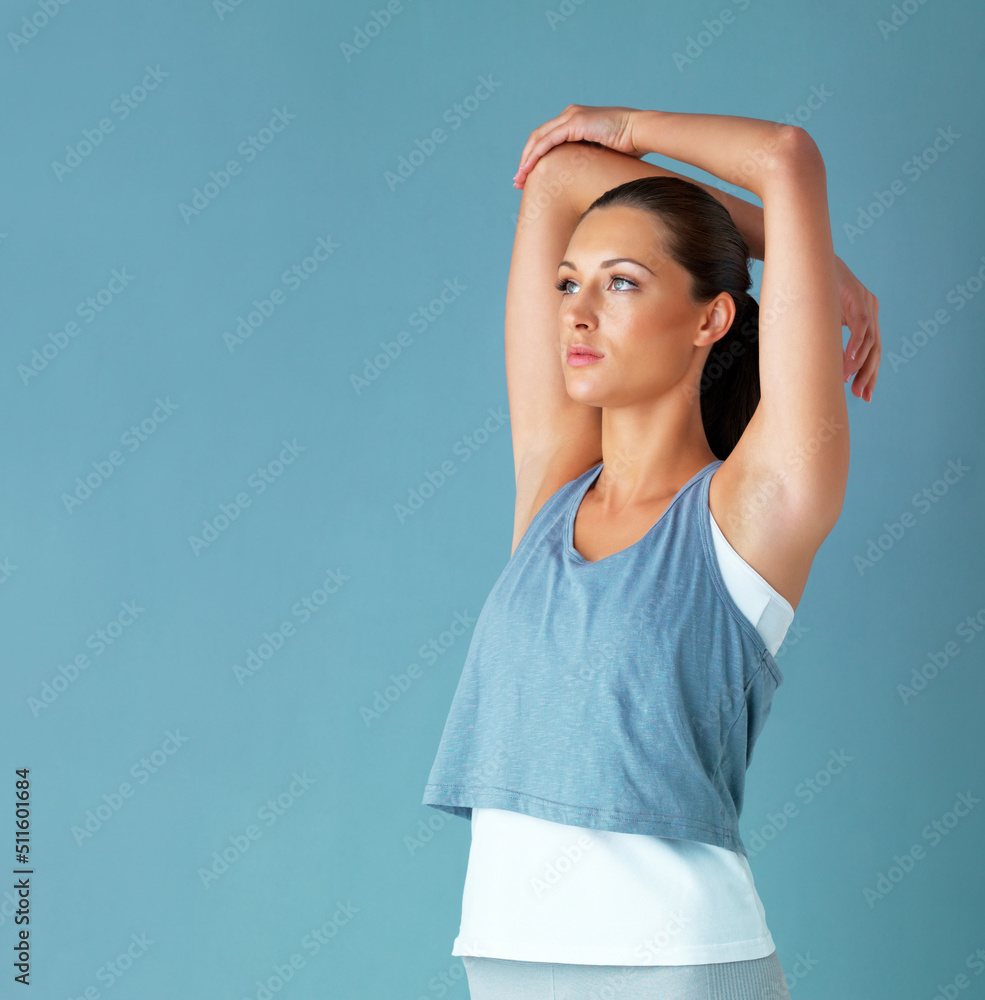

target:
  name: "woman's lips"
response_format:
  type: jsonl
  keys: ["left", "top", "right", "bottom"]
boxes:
{"left": 567, "top": 345, "right": 604, "bottom": 366}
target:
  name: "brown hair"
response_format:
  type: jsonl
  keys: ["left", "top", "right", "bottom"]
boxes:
{"left": 581, "top": 175, "right": 760, "bottom": 460}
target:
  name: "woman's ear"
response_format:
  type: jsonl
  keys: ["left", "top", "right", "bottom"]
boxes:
{"left": 694, "top": 292, "right": 736, "bottom": 348}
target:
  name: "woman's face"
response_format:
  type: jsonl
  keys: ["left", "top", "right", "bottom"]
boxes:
{"left": 557, "top": 204, "right": 734, "bottom": 409}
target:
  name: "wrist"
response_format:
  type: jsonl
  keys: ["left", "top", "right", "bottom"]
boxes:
{"left": 629, "top": 110, "right": 661, "bottom": 156}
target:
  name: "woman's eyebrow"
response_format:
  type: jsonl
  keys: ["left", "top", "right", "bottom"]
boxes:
{"left": 557, "top": 256, "right": 655, "bottom": 274}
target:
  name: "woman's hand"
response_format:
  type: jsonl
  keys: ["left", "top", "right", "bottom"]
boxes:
{"left": 835, "top": 255, "right": 881, "bottom": 402}
{"left": 513, "top": 104, "right": 645, "bottom": 189}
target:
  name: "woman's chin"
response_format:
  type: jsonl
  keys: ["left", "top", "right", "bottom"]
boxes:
{"left": 565, "top": 384, "right": 609, "bottom": 407}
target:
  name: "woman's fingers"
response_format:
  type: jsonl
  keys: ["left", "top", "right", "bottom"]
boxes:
{"left": 853, "top": 295, "right": 880, "bottom": 402}
{"left": 514, "top": 127, "right": 574, "bottom": 186}
{"left": 845, "top": 329, "right": 872, "bottom": 382}
{"left": 843, "top": 311, "right": 869, "bottom": 375}
{"left": 513, "top": 105, "right": 640, "bottom": 187}
{"left": 515, "top": 118, "right": 581, "bottom": 187}
{"left": 844, "top": 321, "right": 862, "bottom": 366}
{"left": 516, "top": 107, "right": 577, "bottom": 179}
{"left": 834, "top": 258, "right": 881, "bottom": 402}
{"left": 852, "top": 342, "right": 880, "bottom": 401}
{"left": 843, "top": 314, "right": 880, "bottom": 401}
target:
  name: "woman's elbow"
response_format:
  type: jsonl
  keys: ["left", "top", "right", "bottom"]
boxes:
{"left": 769, "top": 124, "right": 825, "bottom": 178}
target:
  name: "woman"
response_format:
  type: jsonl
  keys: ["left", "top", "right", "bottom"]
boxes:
{"left": 422, "top": 105, "right": 880, "bottom": 999}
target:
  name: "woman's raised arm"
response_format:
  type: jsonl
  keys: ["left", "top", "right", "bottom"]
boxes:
{"left": 622, "top": 109, "right": 852, "bottom": 539}
{"left": 505, "top": 146, "right": 604, "bottom": 557}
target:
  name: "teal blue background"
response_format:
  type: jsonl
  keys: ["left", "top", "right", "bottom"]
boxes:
{"left": 1, "top": 0, "right": 983, "bottom": 996}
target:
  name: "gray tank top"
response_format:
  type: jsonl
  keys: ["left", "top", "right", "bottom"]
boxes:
{"left": 421, "top": 458, "right": 783, "bottom": 857}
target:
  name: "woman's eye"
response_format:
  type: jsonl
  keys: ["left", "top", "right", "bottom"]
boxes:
{"left": 554, "top": 275, "right": 636, "bottom": 294}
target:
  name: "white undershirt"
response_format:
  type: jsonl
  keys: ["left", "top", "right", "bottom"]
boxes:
{"left": 450, "top": 505, "right": 796, "bottom": 965}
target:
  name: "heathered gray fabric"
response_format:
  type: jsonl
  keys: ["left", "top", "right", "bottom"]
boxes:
{"left": 422, "top": 459, "right": 783, "bottom": 857}
{"left": 462, "top": 950, "right": 793, "bottom": 997}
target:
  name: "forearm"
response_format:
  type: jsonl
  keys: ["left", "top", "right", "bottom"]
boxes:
{"left": 630, "top": 109, "right": 795, "bottom": 201}
{"left": 553, "top": 140, "right": 767, "bottom": 261}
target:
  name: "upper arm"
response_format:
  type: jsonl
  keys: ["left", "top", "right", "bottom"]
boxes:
{"left": 717, "top": 126, "right": 850, "bottom": 592}
{"left": 505, "top": 148, "right": 605, "bottom": 554}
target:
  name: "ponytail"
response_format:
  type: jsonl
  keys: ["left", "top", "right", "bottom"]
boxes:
{"left": 700, "top": 291, "right": 761, "bottom": 461}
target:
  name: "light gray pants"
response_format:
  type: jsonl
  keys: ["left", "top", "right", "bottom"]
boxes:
{"left": 463, "top": 950, "right": 792, "bottom": 999}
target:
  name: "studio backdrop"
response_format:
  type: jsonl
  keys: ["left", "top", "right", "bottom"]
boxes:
{"left": 1, "top": 0, "right": 982, "bottom": 997}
